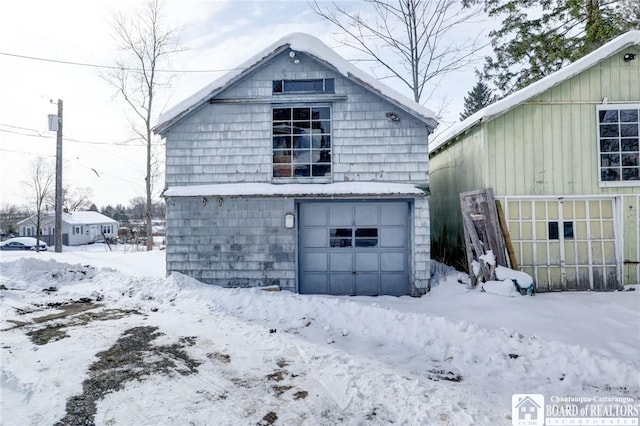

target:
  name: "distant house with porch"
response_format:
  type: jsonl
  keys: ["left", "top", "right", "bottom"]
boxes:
{"left": 18, "top": 211, "right": 118, "bottom": 246}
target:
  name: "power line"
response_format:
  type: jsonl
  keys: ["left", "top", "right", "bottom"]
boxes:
{"left": 0, "top": 148, "right": 55, "bottom": 157}
{"left": 0, "top": 128, "right": 53, "bottom": 139}
{"left": 0, "top": 125, "right": 164, "bottom": 147}
{"left": 0, "top": 51, "right": 242, "bottom": 74}
{"left": 65, "top": 136, "right": 164, "bottom": 147}
{"left": 0, "top": 151, "right": 145, "bottom": 187}
{"left": 0, "top": 124, "right": 43, "bottom": 133}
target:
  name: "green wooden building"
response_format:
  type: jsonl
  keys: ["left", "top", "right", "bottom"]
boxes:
{"left": 430, "top": 31, "right": 640, "bottom": 291}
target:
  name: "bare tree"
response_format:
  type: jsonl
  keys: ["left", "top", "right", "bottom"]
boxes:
{"left": 103, "top": 0, "right": 180, "bottom": 250}
{"left": 64, "top": 186, "right": 94, "bottom": 212}
{"left": 0, "top": 203, "right": 29, "bottom": 237}
{"left": 129, "top": 196, "right": 147, "bottom": 221}
{"left": 22, "top": 157, "right": 54, "bottom": 252}
{"left": 46, "top": 186, "right": 94, "bottom": 212}
{"left": 310, "top": 0, "right": 486, "bottom": 104}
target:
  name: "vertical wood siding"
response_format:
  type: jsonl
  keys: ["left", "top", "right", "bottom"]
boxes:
{"left": 486, "top": 46, "right": 639, "bottom": 197}
{"left": 625, "top": 195, "right": 640, "bottom": 285}
{"left": 430, "top": 46, "right": 640, "bottom": 285}
{"left": 429, "top": 126, "right": 486, "bottom": 256}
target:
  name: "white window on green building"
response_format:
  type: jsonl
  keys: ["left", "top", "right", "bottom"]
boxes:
{"left": 597, "top": 104, "right": 639, "bottom": 185}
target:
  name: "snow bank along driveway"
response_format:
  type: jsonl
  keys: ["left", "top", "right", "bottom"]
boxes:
{"left": 1, "top": 251, "right": 638, "bottom": 425}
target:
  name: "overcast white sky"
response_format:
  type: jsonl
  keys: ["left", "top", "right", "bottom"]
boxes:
{"left": 0, "top": 0, "right": 488, "bottom": 209}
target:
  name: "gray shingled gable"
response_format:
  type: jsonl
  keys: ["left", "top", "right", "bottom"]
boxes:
{"left": 153, "top": 33, "right": 438, "bottom": 134}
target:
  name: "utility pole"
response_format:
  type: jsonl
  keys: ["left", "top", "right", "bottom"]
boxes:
{"left": 54, "top": 100, "right": 63, "bottom": 253}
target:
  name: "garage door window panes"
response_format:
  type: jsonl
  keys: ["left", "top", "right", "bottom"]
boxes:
{"left": 330, "top": 228, "right": 352, "bottom": 247}
{"left": 548, "top": 221, "right": 574, "bottom": 240}
{"left": 355, "top": 228, "right": 378, "bottom": 247}
{"left": 597, "top": 104, "right": 639, "bottom": 184}
{"left": 273, "top": 106, "right": 331, "bottom": 179}
{"left": 329, "top": 227, "right": 379, "bottom": 248}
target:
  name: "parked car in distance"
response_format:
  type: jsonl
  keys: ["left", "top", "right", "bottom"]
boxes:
{"left": 0, "top": 237, "right": 48, "bottom": 251}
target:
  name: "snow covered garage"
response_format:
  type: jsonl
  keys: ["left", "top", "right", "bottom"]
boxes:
{"left": 429, "top": 31, "right": 640, "bottom": 291}
{"left": 154, "top": 34, "right": 437, "bottom": 296}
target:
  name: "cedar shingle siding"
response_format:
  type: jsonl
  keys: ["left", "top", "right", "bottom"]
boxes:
{"left": 157, "top": 34, "right": 436, "bottom": 295}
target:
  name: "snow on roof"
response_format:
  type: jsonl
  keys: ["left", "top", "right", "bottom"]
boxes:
{"left": 429, "top": 30, "right": 640, "bottom": 153}
{"left": 17, "top": 211, "right": 118, "bottom": 226}
{"left": 163, "top": 182, "right": 425, "bottom": 198}
{"left": 153, "top": 32, "right": 438, "bottom": 134}
{"left": 62, "top": 211, "right": 118, "bottom": 225}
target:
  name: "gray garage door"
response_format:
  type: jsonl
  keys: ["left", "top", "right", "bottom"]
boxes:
{"left": 299, "top": 201, "right": 410, "bottom": 296}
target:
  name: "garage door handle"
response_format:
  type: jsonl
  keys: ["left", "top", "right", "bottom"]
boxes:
{"left": 352, "top": 271, "right": 356, "bottom": 274}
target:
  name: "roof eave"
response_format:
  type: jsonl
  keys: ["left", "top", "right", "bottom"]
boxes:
{"left": 153, "top": 45, "right": 291, "bottom": 135}
{"left": 429, "top": 117, "right": 485, "bottom": 155}
{"left": 429, "top": 30, "right": 640, "bottom": 151}
{"left": 341, "top": 72, "right": 437, "bottom": 129}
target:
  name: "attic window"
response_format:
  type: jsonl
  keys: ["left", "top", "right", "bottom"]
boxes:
{"left": 273, "top": 79, "right": 334, "bottom": 94}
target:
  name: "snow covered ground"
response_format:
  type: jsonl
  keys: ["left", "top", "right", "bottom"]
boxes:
{"left": 1, "top": 246, "right": 638, "bottom": 425}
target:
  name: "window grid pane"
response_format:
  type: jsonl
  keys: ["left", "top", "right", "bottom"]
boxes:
{"left": 330, "top": 228, "right": 352, "bottom": 247}
{"left": 598, "top": 106, "right": 640, "bottom": 183}
{"left": 273, "top": 106, "right": 331, "bottom": 178}
{"left": 329, "top": 228, "right": 380, "bottom": 248}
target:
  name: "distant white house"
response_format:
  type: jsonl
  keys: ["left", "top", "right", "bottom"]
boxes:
{"left": 18, "top": 211, "right": 118, "bottom": 246}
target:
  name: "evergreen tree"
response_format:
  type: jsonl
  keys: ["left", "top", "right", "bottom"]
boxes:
{"left": 101, "top": 205, "right": 115, "bottom": 218}
{"left": 460, "top": 80, "right": 497, "bottom": 120}
{"left": 465, "top": 0, "right": 633, "bottom": 94}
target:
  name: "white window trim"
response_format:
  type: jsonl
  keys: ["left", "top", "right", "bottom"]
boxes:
{"left": 596, "top": 103, "right": 640, "bottom": 187}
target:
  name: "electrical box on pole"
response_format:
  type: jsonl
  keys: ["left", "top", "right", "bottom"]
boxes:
{"left": 48, "top": 114, "right": 59, "bottom": 132}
